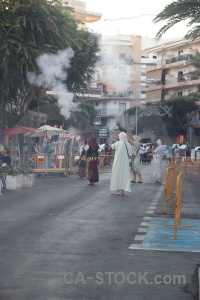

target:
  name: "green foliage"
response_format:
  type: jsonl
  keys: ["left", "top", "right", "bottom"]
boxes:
{"left": 125, "top": 96, "right": 198, "bottom": 137}
{"left": 185, "top": 53, "right": 200, "bottom": 79}
{"left": 153, "top": 0, "right": 200, "bottom": 39}
{"left": 0, "top": 0, "right": 100, "bottom": 125}
{"left": 126, "top": 106, "right": 137, "bottom": 116}
{"left": 7, "top": 164, "right": 22, "bottom": 176}
{"left": 161, "top": 96, "right": 198, "bottom": 136}
{"left": 66, "top": 100, "right": 97, "bottom": 129}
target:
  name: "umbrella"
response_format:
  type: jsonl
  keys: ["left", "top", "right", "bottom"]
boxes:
{"left": 2, "top": 126, "right": 40, "bottom": 136}
{"left": 24, "top": 125, "right": 68, "bottom": 137}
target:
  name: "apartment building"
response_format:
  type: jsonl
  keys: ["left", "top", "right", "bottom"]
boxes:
{"left": 145, "top": 39, "right": 200, "bottom": 103}
{"left": 77, "top": 35, "right": 166, "bottom": 143}
{"left": 77, "top": 35, "right": 141, "bottom": 143}
{"left": 60, "top": 0, "right": 101, "bottom": 25}
{"left": 145, "top": 38, "right": 200, "bottom": 144}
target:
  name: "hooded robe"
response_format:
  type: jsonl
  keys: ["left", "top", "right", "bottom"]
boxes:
{"left": 110, "top": 132, "right": 132, "bottom": 192}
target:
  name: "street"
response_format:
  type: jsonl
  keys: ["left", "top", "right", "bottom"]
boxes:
{"left": 0, "top": 163, "right": 199, "bottom": 300}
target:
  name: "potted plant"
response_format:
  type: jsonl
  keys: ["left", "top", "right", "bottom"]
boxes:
{"left": 6, "top": 164, "right": 22, "bottom": 190}
{"left": 21, "top": 164, "right": 35, "bottom": 187}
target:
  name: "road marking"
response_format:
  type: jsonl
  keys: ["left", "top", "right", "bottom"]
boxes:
{"left": 138, "top": 227, "right": 148, "bottom": 233}
{"left": 146, "top": 210, "right": 154, "bottom": 214}
{"left": 143, "top": 217, "right": 152, "bottom": 221}
{"left": 149, "top": 206, "right": 156, "bottom": 210}
{"left": 141, "top": 222, "right": 150, "bottom": 226}
{"left": 134, "top": 235, "right": 145, "bottom": 241}
{"left": 129, "top": 183, "right": 165, "bottom": 250}
{"left": 130, "top": 218, "right": 200, "bottom": 253}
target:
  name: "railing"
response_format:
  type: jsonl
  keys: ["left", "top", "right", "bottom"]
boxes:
{"left": 18, "top": 154, "right": 115, "bottom": 176}
{"left": 174, "top": 172, "right": 183, "bottom": 239}
{"left": 183, "top": 157, "right": 200, "bottom": 181}
{"left": 164, "top": 166, "right": 175, "bottom": 213}
{"left": 146, "top": 53, "right": 194, "bottom": 69}
{"left": 164, "top": 160, "right": 181, "bottom": 213}
{"left": 166, "top": 54, "right": 193, "bottom": 65}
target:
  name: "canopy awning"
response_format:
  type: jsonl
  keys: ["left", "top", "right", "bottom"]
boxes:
{"left": 146, "top": 89, "right": 162, "bottom": 102}
{"left": 146, "top": 69, "right": 162, "bottom": 82}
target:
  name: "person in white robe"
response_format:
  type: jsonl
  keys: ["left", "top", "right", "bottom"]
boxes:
{"left": 153, "top": 139, "right": 163, "bottom": 183}
{"left": 110, "top": 132, "right": 132, "bottom": 195}
{"left": 127, "top": 131, "right": 143, "bottom": 183}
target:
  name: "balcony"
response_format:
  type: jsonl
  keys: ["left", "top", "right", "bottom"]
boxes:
{"left": 165, "top": 54, "right": 193, "bottom": 64}
{"left": 146, "top": 77, "right": 200, "bottom": 91}
{"left": 146, "top": 53, "right": 194, "bottom": 71}
{"left": 96, "top": 109, "right": 123, "bottom": 116}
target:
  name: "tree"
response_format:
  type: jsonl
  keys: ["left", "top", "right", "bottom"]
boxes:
{"left": 0, "top": 0, "right": 99, "bottom": 125}
{"left": 153, "top": 0, "right": 200, "bottom": 40}
{"left": 185, "top": 53, "right": 200, "bottom": 79}
{"left": 66, "top": 100, "right": 97, "bottom": 130}
{"left": 124, "top": 96, "right": 198, "bottom": 137}
{"left": 154, "top": 96, "right": 197, "bottom": 136}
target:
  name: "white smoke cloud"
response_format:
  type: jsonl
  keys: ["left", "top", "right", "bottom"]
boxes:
{"left": 95, "top": 46, "right": 133, "bottom": 96}
{"left": 27, "top": 47, "right": 77, "bottom": 119}
{"left": 117, "top": 114, "right": 136, "bottom": 131}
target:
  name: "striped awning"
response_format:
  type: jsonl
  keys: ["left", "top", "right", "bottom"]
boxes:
{"left": 146, "top": 69, "right": 162, "bottom": 81}
{"left": 146, "top": 89, "right": 162, "bottom": 102}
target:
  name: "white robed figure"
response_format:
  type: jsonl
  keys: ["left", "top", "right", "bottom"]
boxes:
{"left": 153, "top": 139, "right": 164, "bottom": 183}
{"left": 110, "top": 132, "right": 132, "bottom": 195}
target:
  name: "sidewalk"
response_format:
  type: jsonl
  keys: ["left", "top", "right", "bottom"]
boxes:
{"left": 129, "top": 170, "right": 200, "bottom": 252}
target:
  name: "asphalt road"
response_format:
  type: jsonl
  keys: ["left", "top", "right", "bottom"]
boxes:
{"left": 0, "top": 163, "right": 199, "bottom": 300}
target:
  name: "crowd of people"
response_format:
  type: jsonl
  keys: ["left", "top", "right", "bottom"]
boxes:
{"left": 77, "top": 132, "right": 165, "bottom": 195}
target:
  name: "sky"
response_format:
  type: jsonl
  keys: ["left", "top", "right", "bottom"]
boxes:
{"left": 84, "top": 0, "right": 188, "bottom": 39}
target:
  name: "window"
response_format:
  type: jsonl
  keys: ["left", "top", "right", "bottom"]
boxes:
{"left": 101, "top": 118, "right": 107, "bottom": 126}
{"left": 178, "top": 71, "right": 184, "bottom": 82}
{"left": 119, "top": 103, "right": 126, "bottom": 114}
{"left": 178, "top": 50, "right": 183, "bottom": 56}
{"left": 178, "top": 91, "right": 183, "bottom": 97}
{"left": 119, "top": 67, "right": 126, "bottom": 76}
{"left": 119, "top": 53, "right": 126, "bottom": 59}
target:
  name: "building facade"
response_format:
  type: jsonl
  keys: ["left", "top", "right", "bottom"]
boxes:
{"left": 145, "top": 39, "right": 200, "bottom": 103}
{"left": 145, "top": 39, "right": 200, "bottom": 145}
{"left": 60, "top": 0, "right": 101, "bottom": 25}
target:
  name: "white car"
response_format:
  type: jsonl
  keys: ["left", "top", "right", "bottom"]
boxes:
{"left": 139, "top": 146, "right": 146, "bottom": 155}
{"left": 98, "top": 144, "right": 105, "bottom": 153}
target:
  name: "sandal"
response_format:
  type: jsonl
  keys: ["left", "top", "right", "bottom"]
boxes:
{"left": 138, "top": 181, "right": 143, "bottom": 184}
{"left": 131, "top": 180, "right": 136, "bottom": 183}
{"left": 155, "top": 180, "right": 161, "bottom": 184}
{"left": 111, "top": 192, "right": 122, "bottom": 195}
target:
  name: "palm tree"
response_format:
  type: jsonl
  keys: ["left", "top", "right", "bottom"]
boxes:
{"left": 186, "top": 53, "right": 200, "bottom": 79}
{"left": 154, "top": 0, "right": 200, "bottom": 39}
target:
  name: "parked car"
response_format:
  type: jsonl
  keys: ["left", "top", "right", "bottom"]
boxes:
{"left": 140, "top": 143, "right": 152, "bottom": 149}
{"left": 139, "top": 146, "right": 146, "bottom": 155}
{"left": 98, "top": 144, "right": 105, "bottom": 153}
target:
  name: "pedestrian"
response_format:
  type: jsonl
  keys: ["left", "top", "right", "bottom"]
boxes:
{"left": 153, "top": 139, "right": 163, "bottom": 184}
{"left": 185, "top": 142, "right": 191, "bottom": 157}
{"left": 0, "top": 147, "right": 11, "bottom": 165}
{"left": 86, "top": 136, "right": 99, "bottom": 186}
{"left": 110, "top": 132, "right": 132, "bottom": 195}
{"left": 78, "top": 143, "right": 87, "bottom": 179}
{"left": 174, "top": 145, "right": 179, "bottom": 159}
{"left": 127, "top": 131, "right": 143, "bottom": 184}
{"left": 167, "top": 145, "right": 173, "bottom": 162}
